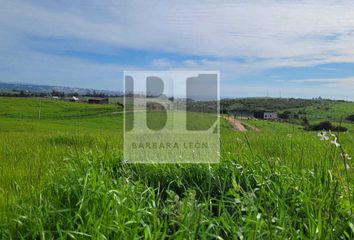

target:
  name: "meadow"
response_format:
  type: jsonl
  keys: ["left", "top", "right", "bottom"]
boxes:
{"left": 0, "top": 97, "right": 353, "bottom": 239}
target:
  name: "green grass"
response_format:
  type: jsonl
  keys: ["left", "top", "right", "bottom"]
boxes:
{"left": 283, "top": 101, "right": 354, "bottom": 123}
{"left": 0, "top": 98, "right": 123, "bottom": 219}
{"left": 0, "top": 97, "right": 354, "bottom": 239}
{"left": 306, "top": 102, "right": 354, "bottom": 120}
{"left": 125, "top": 111, "right": 219, "bottom": 163}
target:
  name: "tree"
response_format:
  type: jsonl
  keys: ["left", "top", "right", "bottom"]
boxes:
{"left": 304, "top": 121, "right": 347, "bottom": 132}
{"left": 346, "top": 114, "right": 354, "bottom": 122}
{"left": 302, "top": 117, "right": 309, "bottom": 127}
{"left": 279, "top": 111, "right": 291, "bottom": 119}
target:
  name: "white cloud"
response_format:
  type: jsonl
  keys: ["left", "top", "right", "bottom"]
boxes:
{"left": 267, "top": 77, "right": 354, "bottom": 100}
{"left": 151, "top": 59, "right": 173, "bottom": 69}
{"left": 276, "top": 77, "right": 354, "bottom": 85}
{"left": 222, "top": 78, "right": 354, "bottom": 101}
{"left": 2, "top": 0, "right": 354, "bottom": 65}
{"left": 0, "top": 0, "right": 354, "bottom": 98}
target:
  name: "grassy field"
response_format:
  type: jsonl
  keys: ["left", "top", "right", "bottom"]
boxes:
{"left": 0, "top": 98, "right": 123, "bottom": 216}
{"left": 0, "top": 97, "right": 354, "bottom": 239}
{"left": 302, "top": 101, "right": 354, "bottom": 122}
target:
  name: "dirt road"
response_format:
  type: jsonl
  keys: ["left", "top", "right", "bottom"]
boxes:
{"left": 225, "top": 116, "right": 260, "bottom": 132}
{"left": 226, "top": 116, "right": 247, "bottom": 132}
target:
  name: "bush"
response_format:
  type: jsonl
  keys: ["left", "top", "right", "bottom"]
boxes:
{"left": 279, "top": 111, "right": 291, "bottom": 119}
{"left": 346, "top": 114, "right": 354, "bottom": 122}
{"left": 304, "top": 121, "right": 347, "bottom": 132}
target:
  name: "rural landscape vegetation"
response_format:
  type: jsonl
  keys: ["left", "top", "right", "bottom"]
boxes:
{"left": 0, "top": 85, "right": 353, "bottom": 239}
{"left": 2, "top": 0, "right": 354, "bottom": 239}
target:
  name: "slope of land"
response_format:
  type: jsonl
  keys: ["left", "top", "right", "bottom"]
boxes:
{"left": 222, "top": 97, "right": 354, "bottom": 121}
{"left": 0, "top": 97, "right": 353, "bottom": 239}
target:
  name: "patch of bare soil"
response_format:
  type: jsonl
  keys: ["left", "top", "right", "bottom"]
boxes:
{"left": 225, "top": 116, "right": 247, "bottom": 132}
{"left": 225, "top": 116, "right": 260, "bottom": 132}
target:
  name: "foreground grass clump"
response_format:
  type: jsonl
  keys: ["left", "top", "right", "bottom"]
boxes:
{"left": 3, "top": 147, "right": 353, "bottom": 239}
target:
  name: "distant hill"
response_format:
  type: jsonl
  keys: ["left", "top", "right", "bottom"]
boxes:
{"left": 0, "top": 82, "right": 123, "bottom": 96}
{"left": 221, "top": 97, "right": 352, "bottom": 113}
{"left": 219, "top": 97, "right": 354, "bottom": 123}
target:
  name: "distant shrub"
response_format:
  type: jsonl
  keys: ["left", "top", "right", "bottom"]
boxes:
{"left": 253, "top": 110, "right": 265, "bottom": 119}
{"left": 279, "top": 111, "right": 291, "bottom": 119}
{"left": 221, "top": 98, "right": 317, "bottom": 114}
{"left": 302, "top": 117, "right": 310, "bottom": 126}
{"left": 304, "top": 121, "right": 347, "bottom": 132}
{"left": 346, "top": 114, "right": 354, "bottom": 122}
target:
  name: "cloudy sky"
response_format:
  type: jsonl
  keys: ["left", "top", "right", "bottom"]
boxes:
{"left": 1, "top": 0, "right": 354, "bottom": 100}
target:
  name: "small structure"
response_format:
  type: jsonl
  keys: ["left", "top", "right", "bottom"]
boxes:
{"left": 52, "top": 96, "right": 59, "bottom": 99}
{"left": 88, "top": 98, "right": 109, "bottom": 104}
{"left": 263, "top": 112, "right": 278, "bottom": 120}
{"left": 70, "top": 96, "right": 80, "bottom": 102}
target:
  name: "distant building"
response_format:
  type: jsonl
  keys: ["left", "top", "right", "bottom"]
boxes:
{"left": 264, "top": 112, "right": 278, "bottom": 120}
{"left": 70, "top": 96, "right": 80, "bottom": 102}
{"left": 88, "top": 98, "right": 109, "bottom": 104}
{"left": 52, "top": 96, "right": 59, "bottom": 99}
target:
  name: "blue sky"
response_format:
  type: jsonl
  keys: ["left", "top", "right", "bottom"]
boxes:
{"left": 1, "top": 0, "right": 354, "bottom": 100}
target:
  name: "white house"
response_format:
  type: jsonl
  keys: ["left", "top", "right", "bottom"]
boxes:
{"left": 71, "top": 96, "right": 79, "bottom": 102}
{"left": 264, "top": 112, "right": 278, "bottom": 120}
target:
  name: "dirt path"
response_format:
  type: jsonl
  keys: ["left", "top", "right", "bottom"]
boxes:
{"left": 241, "top": 121, "right": 261, "bottom": 132}
{"left": 225, "top": 116, "right": 260, "bottom": 132}
{"left": 226, "top": 116, "right": 247, "bottom": 132}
